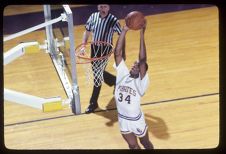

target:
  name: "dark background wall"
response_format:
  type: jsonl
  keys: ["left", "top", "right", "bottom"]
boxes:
{"left": 3, "top": 4, "right": 213, "bottom": 35}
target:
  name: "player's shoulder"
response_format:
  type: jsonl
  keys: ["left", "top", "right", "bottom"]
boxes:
{"left": 117, "top": 59, "right": 128, "bottom": 69}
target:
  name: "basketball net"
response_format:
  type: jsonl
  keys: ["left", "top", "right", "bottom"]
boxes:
{"left": 75, "top": 41, "right": 113, "bottom": 87}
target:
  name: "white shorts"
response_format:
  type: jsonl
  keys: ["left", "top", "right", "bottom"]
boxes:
{"left": 118, "top": 112, "right": 148, "bottom": 138}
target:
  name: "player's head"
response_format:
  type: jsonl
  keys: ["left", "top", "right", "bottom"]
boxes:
{"left": 130, "top": 61, "right": 148, "bottom": 78}
{"left": 97, "top": 4, "right": 110, "bottom": 18}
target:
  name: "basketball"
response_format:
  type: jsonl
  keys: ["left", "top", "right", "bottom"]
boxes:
{"left": 125, "top": 11, "right": 145, "bottom": 30}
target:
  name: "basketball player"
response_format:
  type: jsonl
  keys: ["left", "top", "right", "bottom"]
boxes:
{"left": 82, "top": 4, "right": 125, "bottom": 113}
{"left": 113, "top": 22, "right": 154, "bottom": 149}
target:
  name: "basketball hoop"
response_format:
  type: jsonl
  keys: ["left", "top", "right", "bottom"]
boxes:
{"left": 75, "top": 41, "right": 114, "bottom": 87}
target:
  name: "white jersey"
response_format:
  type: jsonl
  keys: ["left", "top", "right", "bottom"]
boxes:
{"left": 114, "top": 59, "right": 150, "bottom": 120}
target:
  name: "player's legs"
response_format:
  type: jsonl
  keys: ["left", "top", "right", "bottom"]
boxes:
{"left": 138, "top": 131, "right": 154, "bottom": 149}
{"left": 127, "top": 112, "right": 153, "bottom": 149}
{"left": 122, "top": 133, "right": 141, "bottom": 149}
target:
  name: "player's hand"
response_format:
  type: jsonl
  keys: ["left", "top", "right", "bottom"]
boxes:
{"left": 123, "top": 25, "right": 130, "bottom": 32}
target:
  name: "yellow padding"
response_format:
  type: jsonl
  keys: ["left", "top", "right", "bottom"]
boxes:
{"left": 24, "top": 45, "right": 39, "bottom": 54}
{"left": 64, "top": 40, "right": 70, "bottom": 50}
{"left": 42, "top": 101, "right": 63, "bottom": 112}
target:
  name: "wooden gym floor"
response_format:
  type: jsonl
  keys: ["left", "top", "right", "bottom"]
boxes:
{"left": 3, "top": 5, "right": 219, "bottom": 149}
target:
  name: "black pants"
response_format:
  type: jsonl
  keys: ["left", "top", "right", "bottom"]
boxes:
{"left": 89, "top": 44, "right": 115, "bottom": 104}
{"left": 89, "top": 71, "right": 115, "bottom": 104}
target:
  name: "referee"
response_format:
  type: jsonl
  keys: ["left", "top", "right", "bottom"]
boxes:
{"left": 82, "top": 4, "right": 125, "bottom": 113}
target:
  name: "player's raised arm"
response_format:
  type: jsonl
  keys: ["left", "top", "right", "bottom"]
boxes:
{"left": 114, "top": 26, "right": 129, "bottom": 66}
{"left": 139, "top": 20, "right": 148, "bottom": 79}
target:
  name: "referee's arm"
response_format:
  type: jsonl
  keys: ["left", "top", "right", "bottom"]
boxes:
{"left": 82, "top": 30, "right": 91, "bottom": 44}
{"left": 82, "top": 14, "right": 93, "bottom": 44}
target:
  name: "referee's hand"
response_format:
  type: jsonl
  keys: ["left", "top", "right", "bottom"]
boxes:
{"left": 80, "top": 44, "right": 86, "bottom": 56}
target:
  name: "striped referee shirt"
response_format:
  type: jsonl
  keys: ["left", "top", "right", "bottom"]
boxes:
{"left": 85, "top": 12, "right": 122, "bottom": 44}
